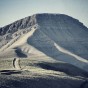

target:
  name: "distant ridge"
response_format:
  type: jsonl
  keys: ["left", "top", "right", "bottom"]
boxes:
{"left": 0, "top": 13, "right": 87, "bottom": 35}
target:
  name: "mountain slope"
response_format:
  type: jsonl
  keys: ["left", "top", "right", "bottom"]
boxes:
{"left": 0, "top": 13, "right": 88, "bottom": 72}
{"left": 0, "top": 13, "right": 88, "bottom": 88}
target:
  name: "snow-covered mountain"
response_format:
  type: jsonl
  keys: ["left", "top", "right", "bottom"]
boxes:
{"left": 0, "top": 13, "right": 88, "bottom": 72}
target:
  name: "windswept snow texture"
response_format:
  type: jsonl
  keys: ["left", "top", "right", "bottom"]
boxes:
{"left": 0, "top": 13, "right": 88, "bottom": 72}
{"left": 35, "top": 14, "right": 88, "bottom": 59}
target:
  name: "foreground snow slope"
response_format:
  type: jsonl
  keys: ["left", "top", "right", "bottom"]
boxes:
{"left": 0, "top": 57, "right": 88, "bottom": 88}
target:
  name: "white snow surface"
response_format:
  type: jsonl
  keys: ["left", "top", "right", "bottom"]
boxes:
{"left": 8, "top": 27, "right": 36, "bottom": 49}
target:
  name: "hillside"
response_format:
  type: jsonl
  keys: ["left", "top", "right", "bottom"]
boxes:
{"left": 0, "top": 13, "right": 88, "bottom": 88}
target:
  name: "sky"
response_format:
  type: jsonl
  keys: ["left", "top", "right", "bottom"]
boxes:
{"left": 0, "top": 0, "right": 88, "bottom": 27}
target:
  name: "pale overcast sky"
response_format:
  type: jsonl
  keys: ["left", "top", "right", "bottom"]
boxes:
{"left": 0, "top": 0, "right": 88, "bottom": 27}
